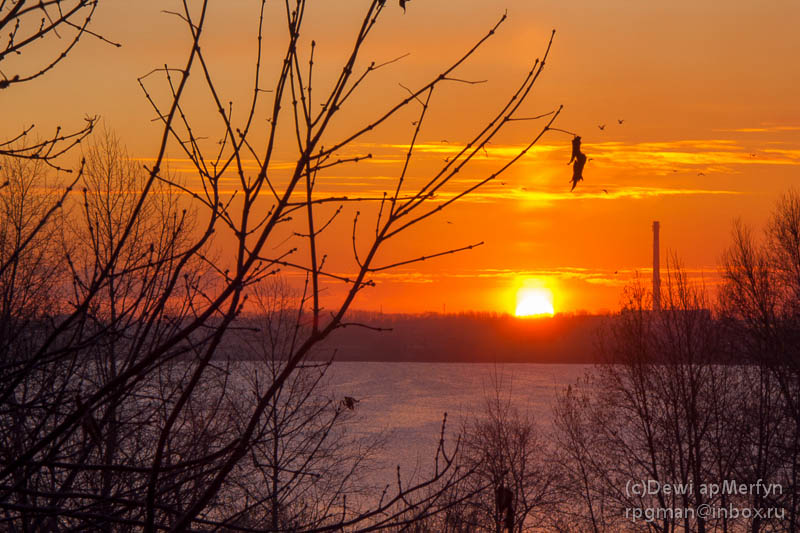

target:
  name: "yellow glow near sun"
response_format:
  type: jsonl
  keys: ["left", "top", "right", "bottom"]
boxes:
{"left": 515, "top": 288, "right": 555, "bottom": 317}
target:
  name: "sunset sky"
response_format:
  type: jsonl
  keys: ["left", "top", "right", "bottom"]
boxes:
{"left": 4, "top": 1, "right": 800, "bottom": 315}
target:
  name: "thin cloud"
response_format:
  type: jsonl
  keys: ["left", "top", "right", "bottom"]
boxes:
{"left": 512, "top": 187, "right": 742, "bottom": 202}
{"left": 165, "top": 183, "right": 742, "bottom": 203}
{"left": 584, "top": 140, "right": 800, "bottom": 174}
{"left": 359, "top": 138, "right": 800, "bottom": 176}
{"left": 264, "top": 265, "right": 724, "bottom": 291}
{"left": 127, "top": 135, "right": 798, "bottom": 202}
{"left": 381, "top": 142, "right": 561, "bottom": 158}
{"left": 713, "top": 126, "right": 800, "bottom": 133}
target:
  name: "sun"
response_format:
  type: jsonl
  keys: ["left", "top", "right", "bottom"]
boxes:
{"left": 515, "top": 288, "right": 555, "bottom": 317}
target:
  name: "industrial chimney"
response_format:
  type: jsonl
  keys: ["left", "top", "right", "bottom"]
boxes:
{"left": 652, "top": 221, "right": 661, "bottom": 311}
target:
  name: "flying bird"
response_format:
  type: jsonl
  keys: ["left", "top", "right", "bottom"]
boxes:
{"left": 602, "top": 189, "right": 608, "bottom": 194}
{"left": 617, "top": 119, "right": 625, "bottom": 124}
{"left": 697, "top": 172, "right": 706, "bottom": 176}
{"left": 597, "top": 124, "right": 606, "bottom": 131}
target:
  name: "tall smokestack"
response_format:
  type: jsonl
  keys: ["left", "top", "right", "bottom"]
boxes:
{"left": 652, "top": 221, "right": 661, "bottom": 311}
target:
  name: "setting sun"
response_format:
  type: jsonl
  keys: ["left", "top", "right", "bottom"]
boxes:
{"left": 515, "top": 288, "right": 555, "bottom": 317}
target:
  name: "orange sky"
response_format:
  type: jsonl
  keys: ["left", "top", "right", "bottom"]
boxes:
{"left": 4, "top": 1, "right": 800, "bottom": 314}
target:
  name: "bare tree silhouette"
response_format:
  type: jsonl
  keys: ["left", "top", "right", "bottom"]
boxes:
{"left": 1, "top": 1, "right": 564, "bottom": 530}
{"left": 721, "top": 192, "right": 800, "bottom": 531}
{"left": 554, "top": 266, "right": 749, "bottom": 532}
{"left": 553, "top": 244, "right": 800, "bottom": 532}
{"left": 1, "top": 1, "right": 120, "bottom": 169}
{"left": 456, "top": 374, "right": 559, "bottom": 533}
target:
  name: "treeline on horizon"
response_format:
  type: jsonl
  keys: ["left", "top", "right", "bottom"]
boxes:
{"left": 221, "top": 308, "right": 761, "bottom": 364}
{"left": 224, "top": 310, "right": 607, "bottom": 363}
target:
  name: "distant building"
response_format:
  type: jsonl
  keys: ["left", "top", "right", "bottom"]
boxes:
{"left": 653, "top": 220, "right": 660, "bottom": 312}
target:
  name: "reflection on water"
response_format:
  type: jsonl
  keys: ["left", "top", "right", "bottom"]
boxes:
{"left": 323, "top": 362, "right": 589, "bottom": 483}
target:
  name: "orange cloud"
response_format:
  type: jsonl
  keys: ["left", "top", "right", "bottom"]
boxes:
{"left": 713, "top": 126, "right": 800, "bottom": 133}
{"left": 291, "top": 265, "right": 725, "bottom": 290}
{"left": 127, "top": 135, "right": 798, "bottom": 206}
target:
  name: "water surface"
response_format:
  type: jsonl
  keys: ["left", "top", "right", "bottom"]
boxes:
{"left": 325, "top": 362, "right": 589, "bottom": 482}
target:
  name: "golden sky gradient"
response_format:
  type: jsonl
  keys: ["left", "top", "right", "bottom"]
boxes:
{"left": 4, "top": 1, "right": 800, "bottom": 314}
